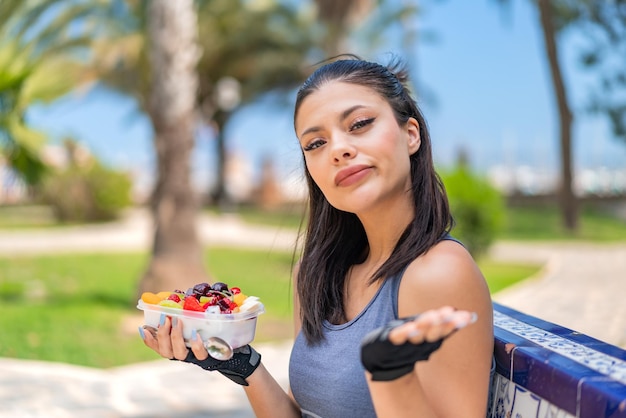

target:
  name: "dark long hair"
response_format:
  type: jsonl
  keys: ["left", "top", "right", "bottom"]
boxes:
{"left": 294, "top": 57, "right": 452, "bottom": 344}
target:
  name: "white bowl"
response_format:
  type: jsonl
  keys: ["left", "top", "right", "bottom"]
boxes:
{"left": 137, "top": 299, "right": 264, "bottom": 349}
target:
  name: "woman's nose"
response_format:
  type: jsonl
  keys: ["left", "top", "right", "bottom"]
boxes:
{"left": 331, "top": 135, "right": 356, "bottom": 162}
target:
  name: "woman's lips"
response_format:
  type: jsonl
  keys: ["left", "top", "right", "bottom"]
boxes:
{"left": 334, "top": 164, "right": 372, "bottom": 186}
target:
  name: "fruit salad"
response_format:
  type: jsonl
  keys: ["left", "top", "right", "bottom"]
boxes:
{"left": 140, "top": 281, "right": 262, "bottom": 315}
{"left": 137, "top": 281, "right": 264, "bottom": 349}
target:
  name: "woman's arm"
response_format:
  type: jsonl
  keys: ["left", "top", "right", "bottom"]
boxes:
{"left": 242, "top": 261, "right": 304, "bottom": 417}
{"left": 242, "top": 363, "right": 300, "bottom": 417}
{"left": 367, "top": 240, "right": 494, "bottom": 418}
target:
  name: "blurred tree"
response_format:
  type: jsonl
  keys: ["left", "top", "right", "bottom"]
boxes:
{"left": 138, "top": 0, "right": 208, "bottom": 294}
{"left": 92, "top": 0, "right": 315, "bottom": 291}
{"left": 92, "top": 0, "right": 314, "bottom": 208}
{"left": 0, "top": 0, "right": 108, "bottom": 187}
{"left": 194, "top": 0, "right": 314, "bottom": 207}
{"left": 313, "top": 0, "right": 371, "bottom": 56}
{"left": 493, "top": 0, "right": 626, "bottom": 231}
{"left": 42, "top": 138, "right": 133, "bottom": 222}
{"left": 493, "top": 0, "right": 579, "bottom": 230}
{"left": 441, "top": 152, "right": 505, "bottom": 259}
{"left": 537, "top": 0, "right": 578, "bottom": 231}
{"left": 312, "top": 0, "right": 419, "bottom": 58}
{"left": 574, "top": 2, "right": 626, "bottom": 144}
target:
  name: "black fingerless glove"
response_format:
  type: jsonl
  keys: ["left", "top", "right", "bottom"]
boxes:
{"left": 360, "top": 316, "right": 444, "bottom": 382}
{"left": 180, "top": 345, "right": 261, "bottom": 386}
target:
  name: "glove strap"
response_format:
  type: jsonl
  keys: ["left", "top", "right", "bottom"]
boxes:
{"left": 182, "top": 345, "right": 261, "bottom": 386}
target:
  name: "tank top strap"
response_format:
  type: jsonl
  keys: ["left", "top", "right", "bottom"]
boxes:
{"left": 389, "top": 264, "right": 410, "bottom": 319}
{"left": 441, "top": 232, "right": 466, "bottom": 248}
{"left": 390, "top": 234, "right": 465, "bottom": 319}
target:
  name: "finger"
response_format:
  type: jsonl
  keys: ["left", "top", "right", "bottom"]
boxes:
{"left": 452, "top": 311, "right": 478, "bottom": 330}
{"left": 143, "top": 325, "right": 159, "bottom": 340}
{"left": 171, "top": 317, "right": 190, "bottom": 360}
{"left": 388, "top": 319, "right": 425, "bottom": 345}
{"left": 435, "top": 306, "right": 457, "bottom": 323}
{"left": 423, "top": 310, "right": 477, "bottom": 342}
{"left": 409, "top": 309, "right": 443, "bottom": 342}
{"left": 387, "top": 307, "right": 460, "bottom": 344}
{"left": 422, "top": 312, "right": 458, "bottom": 342}
{"left": 139, "top": 325, "right": 160, "bottom": 352}
{"left": 189, "top": 329, "right": 209, "bottom": 361}
{"left": 157, "top": 315, "right": 175, "bottom": 359}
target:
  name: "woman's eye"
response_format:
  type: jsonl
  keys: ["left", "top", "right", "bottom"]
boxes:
{"left": 350, "top": 117, "right": 375, "bottom": 131}
{"left": 303, "top": 139, "right": 326, "bottom": 151}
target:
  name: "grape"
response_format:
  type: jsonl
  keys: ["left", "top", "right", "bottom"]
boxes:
{"left": 193, "top": 282, "right": 211, "bottom": 296}
{"left": 212, "top": 282, "right": 229, "bottom": 292}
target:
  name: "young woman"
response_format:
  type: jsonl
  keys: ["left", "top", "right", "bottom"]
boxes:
{"left": 141, "top": 57, "right": 494, "bottom": 418}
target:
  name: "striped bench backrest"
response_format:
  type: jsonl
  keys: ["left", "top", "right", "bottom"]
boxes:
{"left": 489, "top": 302, "right": 626, "bottom": 418}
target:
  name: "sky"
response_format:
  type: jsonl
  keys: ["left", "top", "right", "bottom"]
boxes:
{"left": 26, "top": 0, "right": 626, "bottom": 196}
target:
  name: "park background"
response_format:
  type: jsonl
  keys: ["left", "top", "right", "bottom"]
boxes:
{"left": 1, "top": 0, "right": 625, "bottom": 377}
{"left": 4, "top": 0, "right": 626, "bottom": 204}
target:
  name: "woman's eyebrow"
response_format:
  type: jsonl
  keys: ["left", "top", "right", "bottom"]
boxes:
{"left": 299, "top": 105, "right": 367, "bottom": 138}
{"left": 299, "top": 125, "right": 322, "bottom": 139}
{"left": 341, "top": 105, "right": 366, "bottom": 121}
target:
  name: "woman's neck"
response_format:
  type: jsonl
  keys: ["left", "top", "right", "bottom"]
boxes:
{"left": 357, "top": 198, "right": 415, "bottom": 266}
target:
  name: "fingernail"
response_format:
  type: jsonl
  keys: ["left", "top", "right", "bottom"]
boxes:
{"left": 191, "top": 329, "right": 197, "bottom": 340}
{"left": 456, "top": 313, "right": 478, "bottom": 329}
{"left": 159, "top": 313, "right": 166, "bottom": 326}
{"left": 138, "top": 326, "right": 145, "bottom": 339}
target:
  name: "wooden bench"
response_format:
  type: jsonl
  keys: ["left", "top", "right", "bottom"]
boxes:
{"left": 489, "top": 302, "right": 626, "bottom": 418}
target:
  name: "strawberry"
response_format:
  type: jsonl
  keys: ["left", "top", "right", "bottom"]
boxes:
{"left": 183, "top": 296, "right": 204, "bottom": 312}
{"left": 167, "top": 294, "right": 181, "bottom": 303}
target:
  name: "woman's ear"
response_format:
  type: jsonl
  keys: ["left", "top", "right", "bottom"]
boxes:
{"left": 407, "top": 117, "right": 421, "bottom": 155}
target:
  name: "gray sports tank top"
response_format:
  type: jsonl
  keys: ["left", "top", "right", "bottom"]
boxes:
{"left": 288, "top": 237, "right": 495, "bottom": 418}
{"left": 288, "top": 267, "right": 406, "bottom": 418}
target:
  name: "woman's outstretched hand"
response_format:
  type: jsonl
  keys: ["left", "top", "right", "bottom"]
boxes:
{"left": 360, "top": 306, "right": 477, "bottom": 381}
{"left": 139, "top": 315, "right": 261, "bottom": 386}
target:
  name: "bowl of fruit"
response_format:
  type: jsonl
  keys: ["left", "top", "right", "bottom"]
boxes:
{"left": 137, "top": 281, "right": 264, "bottom": 354}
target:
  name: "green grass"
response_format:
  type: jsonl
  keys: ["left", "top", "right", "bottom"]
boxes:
{"left": 0, "top": 247, "right": 536, "bottom": 369}
{"left": 0, "top": 205, "right": 58, "bottom": 229}
{"left": 0, "top": 248, "right": 294, "bottom": 368}
{"left": 501, "top": 206, "right": 626, "bottom": 242}
{"left": 478, "top": 260, "right": 541, "bottom": 294}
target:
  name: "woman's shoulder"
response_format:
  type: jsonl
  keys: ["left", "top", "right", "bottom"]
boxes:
{"left": 397, "top": 239, "right": 490, "bottom": 317}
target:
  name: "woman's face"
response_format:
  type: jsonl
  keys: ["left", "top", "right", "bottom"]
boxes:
{"left": 295, "top": 81, "right": 421, "bottom": 214}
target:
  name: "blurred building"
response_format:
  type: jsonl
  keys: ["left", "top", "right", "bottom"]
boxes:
{"left": 488, "top": 164, "right": 626, "bottom": 197}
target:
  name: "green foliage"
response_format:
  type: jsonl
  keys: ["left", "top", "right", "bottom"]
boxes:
{"left": 42, "top": 159, "right": 132, "bottom": 223}
{"left": 0, "top": 0, "right": 114, "bottom": 185}
{"left": 441, "top": 165, "right": 505, "bottom": 259}
{"left": 0, "top": 41, "right": 53, "bottom": 185}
